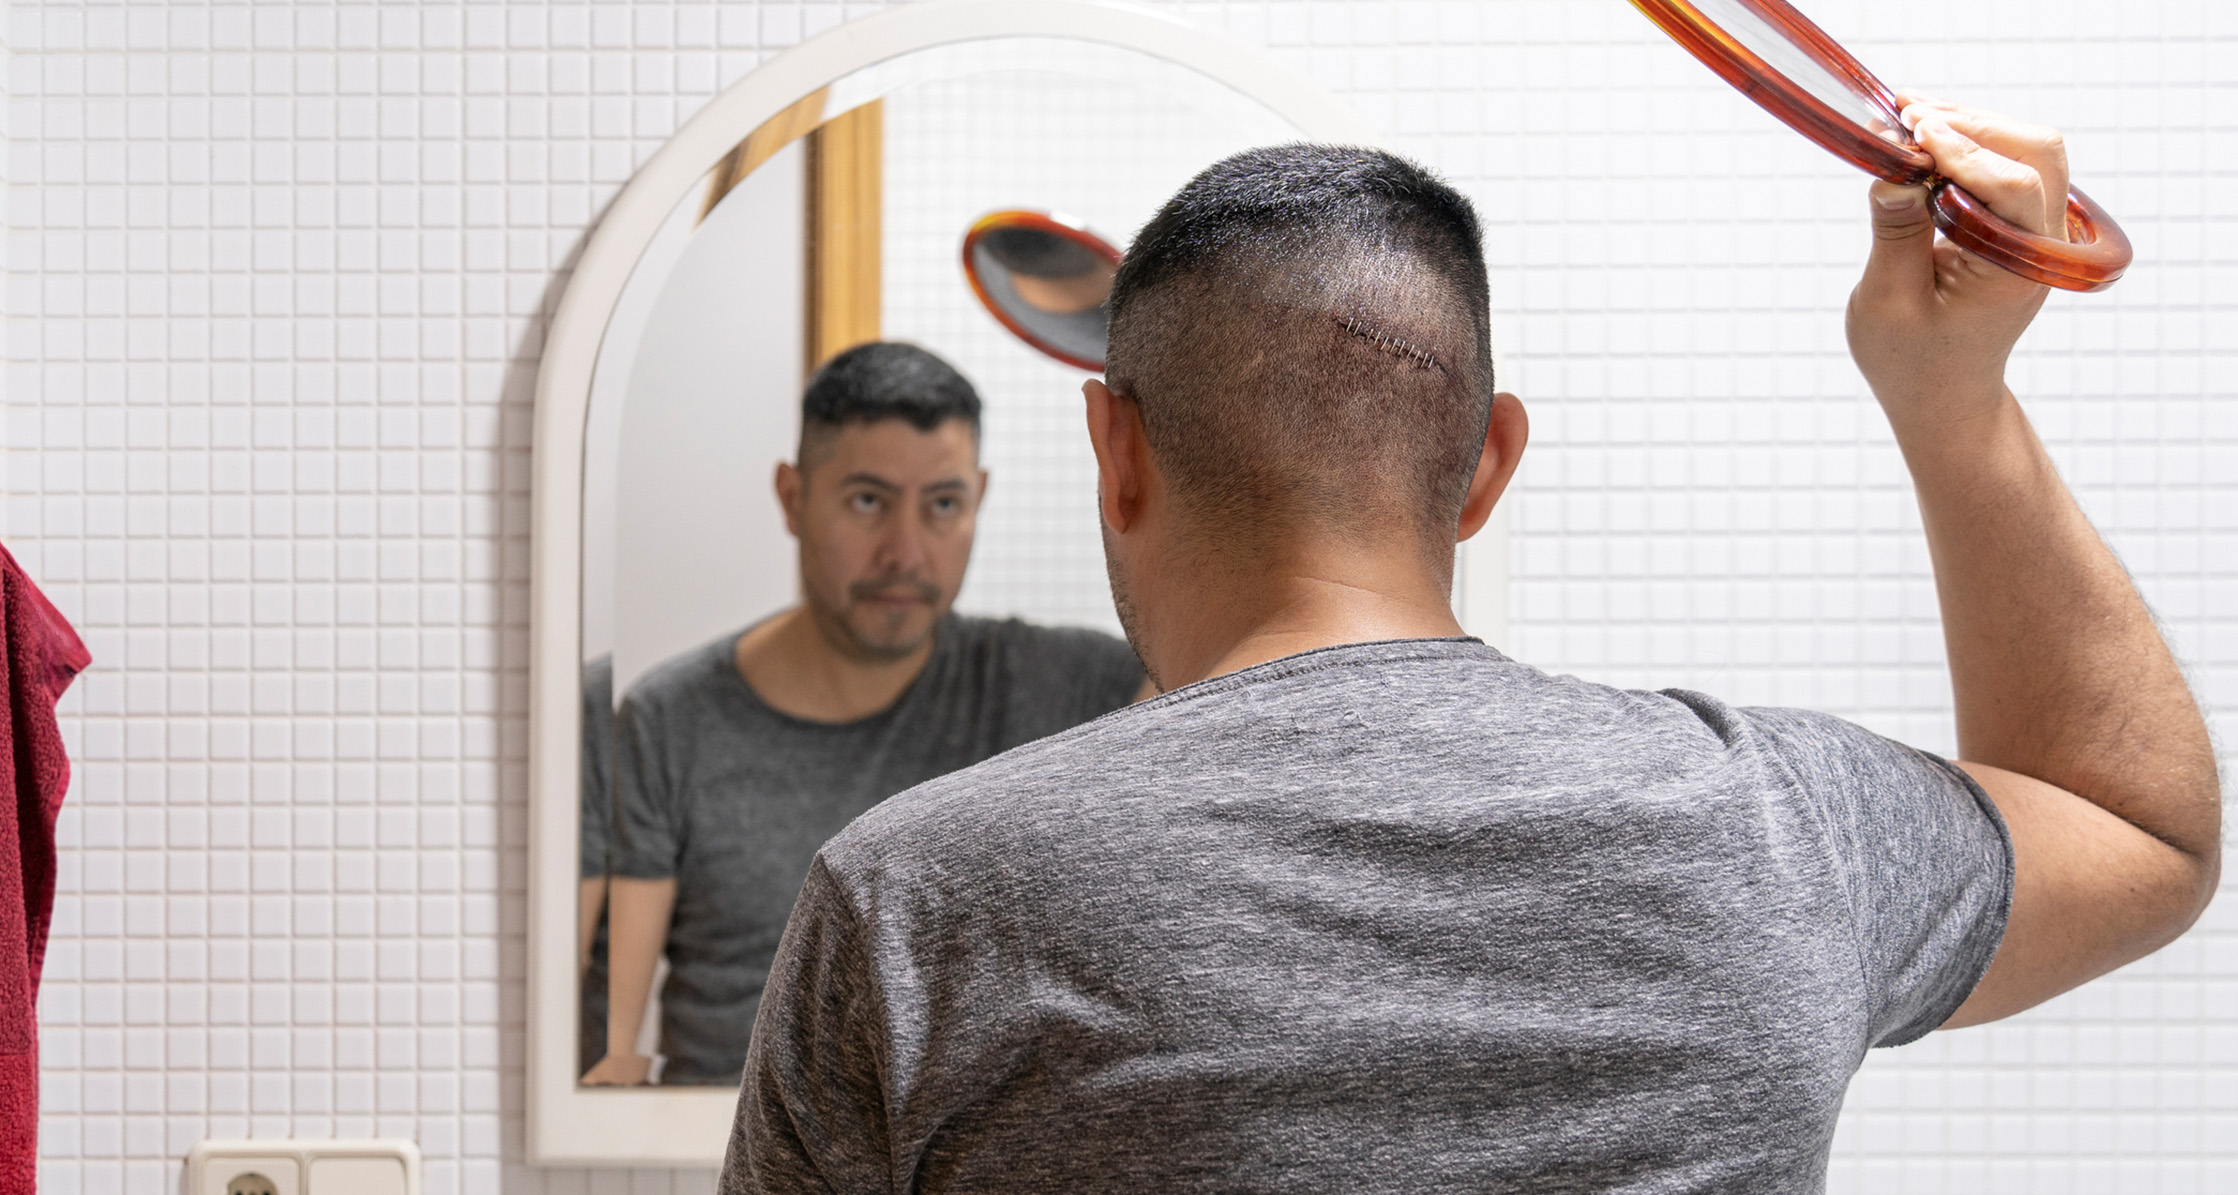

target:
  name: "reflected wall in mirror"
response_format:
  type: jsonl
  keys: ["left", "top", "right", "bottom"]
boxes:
{"left": 576, "top": 39, "right": 1308, "bottom": 1091}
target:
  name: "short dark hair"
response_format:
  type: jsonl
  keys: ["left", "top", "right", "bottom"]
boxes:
{"left": 1105, "top": 145, "right": 1495, "bottom": 551}
{"left": 798, "top": 342, "right": 982, "bottom": 468}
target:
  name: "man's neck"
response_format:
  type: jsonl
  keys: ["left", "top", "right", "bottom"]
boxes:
{"left": 1145, "top": 538, "right": 1465, "bottom": 690}
{"left": 733, "top": 607, "right": 938, "bottom": 723}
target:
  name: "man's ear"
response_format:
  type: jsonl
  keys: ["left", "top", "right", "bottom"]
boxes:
{"left": 774, "top": 460, "right": 804, "bottom": 538}
{"left": 1083, "top": 379, "right": 1149, "bottom": 533}
{"left": 1457, "top": 391, "right": 1529, "bottom": 543}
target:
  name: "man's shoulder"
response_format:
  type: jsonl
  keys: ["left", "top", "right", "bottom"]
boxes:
{"left": 820, "top": 642, "right": 1492, "bottom": 861}
{"left": 939, "top": 613, "right": 1136, "bottom": 662}
{"left": 810, "top": 639, "right": 1941, "bottom": 951}
{"left": 617, "top": 630, "right": 742, "bottom": 717}
{"left": 950, "top": 612, "right": 1131, "bottom": 653}
{"left": 836, "top": 642, "right": 1821, "bottom": 826}
{"left": 818, "top": 686, "right": 1156, "bottom": 871}
{"left": 583, "top": 654, "right": 615, "bottom": 722}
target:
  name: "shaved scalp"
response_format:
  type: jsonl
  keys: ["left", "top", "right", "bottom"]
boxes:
{"left": 1105, "top": 145, "right": 1495, "bottom": 552}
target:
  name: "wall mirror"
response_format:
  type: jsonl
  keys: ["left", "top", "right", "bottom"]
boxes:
{"left": 528, "top": 0, "right": 1505, "bottom": 1166}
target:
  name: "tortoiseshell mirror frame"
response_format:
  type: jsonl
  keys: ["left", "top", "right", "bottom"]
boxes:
{"left": 1631, "top": 0, "right": 2131, "bottom": 292}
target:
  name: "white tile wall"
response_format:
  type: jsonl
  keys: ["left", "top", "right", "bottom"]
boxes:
{"left": 2, "top": 2, "right": 2229, "bottom": 1192}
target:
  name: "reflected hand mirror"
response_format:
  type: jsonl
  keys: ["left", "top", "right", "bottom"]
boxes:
{"left": 1631, "top": 0, "right": 2133, "bottom": 292}
{"left": 962, "top": 211, "right": 1122, "bottom": 370}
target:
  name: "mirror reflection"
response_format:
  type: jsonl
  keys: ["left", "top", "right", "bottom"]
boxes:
{"left": 1683, "top": 0, "right": 1901, "bottom": 139}
{"left": 575, "top": 39, "right": 1304, "bottom": 1087}
{"left": 963, "top": 211, "right": 1122, "bottom": 369}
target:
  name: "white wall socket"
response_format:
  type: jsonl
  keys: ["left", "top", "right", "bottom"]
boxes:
{"left": 185, "top": 1140, "right": 422, "bottom": 1195}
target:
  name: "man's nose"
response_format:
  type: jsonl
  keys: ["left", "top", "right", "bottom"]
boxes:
{"left": 874, "top": 507, "right": 930, "bottom": 572}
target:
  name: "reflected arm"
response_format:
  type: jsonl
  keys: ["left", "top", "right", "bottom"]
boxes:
{"left": 583, "top": 876, "right": 677, "bottom": 1085}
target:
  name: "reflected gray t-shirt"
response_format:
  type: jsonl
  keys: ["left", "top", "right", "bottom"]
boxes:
{"left": 611, "top": 614, "right": 1144, "bottom": 1086}
{"left": 582, "top": 655, "right": 615, "bottom": 880}
{"left": 727, "top": 638, "right": 2012, "bottom": 1192}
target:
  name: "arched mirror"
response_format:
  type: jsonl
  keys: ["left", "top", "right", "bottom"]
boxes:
{"left": 527, "top": 0, "right": 1503, "bottom": 1166}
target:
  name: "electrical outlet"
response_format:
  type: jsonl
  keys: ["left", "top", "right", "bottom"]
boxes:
{"left": 185, "top": 1141, "right": 420, "bottom": 1195}
{"left": 192, "top": 1153, "right": 299, "bottom": 1195}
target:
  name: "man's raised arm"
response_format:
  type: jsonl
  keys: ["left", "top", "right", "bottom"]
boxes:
{"left": 1845, "top": 99, "right": 2221, "bottom": 1026}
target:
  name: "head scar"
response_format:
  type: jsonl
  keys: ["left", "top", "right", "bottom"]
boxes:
{"left": 1334, "top": 315, "right": 1446, "bottom": 374}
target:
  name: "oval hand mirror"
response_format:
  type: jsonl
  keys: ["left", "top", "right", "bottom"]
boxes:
{"left": 962, "top": 210, "right": 1123, "bottom": 370}
{"left": 1630, "top": 0, "right": 2132, "bottom": 292}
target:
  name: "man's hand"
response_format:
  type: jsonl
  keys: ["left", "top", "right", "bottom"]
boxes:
{"left": 1845, "top": 97, "right": 2068, "bottom": 427}
{"left": 581, "top": 1051, "right": 654, "bottom": 1086}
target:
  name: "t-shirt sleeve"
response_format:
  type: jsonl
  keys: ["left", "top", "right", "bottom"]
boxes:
{"left": 1738, "top": 706, "right": 2014, "bottom": 1048}
{"left": 608, "top": 691, "right": 685, "bottom": 879}
{"left": 992, "top": 620, "right": 1145, "bottom": 749}
{"left": 722, "top": 857, "right": 893, "bottom": 1194}
{"left": 579, "top": 657, "right": 615, "bottom": 880}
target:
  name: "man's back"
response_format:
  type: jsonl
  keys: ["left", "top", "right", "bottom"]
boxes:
{"left": 731, "top": 639, "right": 2009, "bottom": 1192}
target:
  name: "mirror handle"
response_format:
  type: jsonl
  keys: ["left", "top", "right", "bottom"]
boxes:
{"left": 1930, "top": 182, "right": 2133, "bottom": 294}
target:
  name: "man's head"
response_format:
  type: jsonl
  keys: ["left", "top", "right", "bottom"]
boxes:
{"left": 1090, "top": 145, "right": 1524, "bottom": 673}
{"left": 1104, "top": 144, "right": 1500, "bottom": 554}
{"left": 776, "top": 342, "right": 988, "bottom": 661}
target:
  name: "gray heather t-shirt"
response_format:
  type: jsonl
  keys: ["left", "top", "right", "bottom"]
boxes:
{"left": 582, "top": 654, "right": 616, "bottom": 880}
{"left": 612, "top": 614, "right": 1143, "bottom": 1086}
{"left": 726, "top": 638, "right": 2011, "bottom": 1193}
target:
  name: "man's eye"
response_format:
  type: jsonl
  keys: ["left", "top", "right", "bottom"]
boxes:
{"left": 849, "top": 493, "right": 881, "bottom": 513}
{"left": 929, "top": 496, "right": 961, "bottom": 515}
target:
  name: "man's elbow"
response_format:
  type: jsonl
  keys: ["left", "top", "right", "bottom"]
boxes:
{"left": 2170, "top": 836, "right": 2221, "bottom": 937}
{"left": 2167, "top": 755, "right": 2224, "bottom": 922}
{"left": 2108, "top": 744, "right": 2223, "bottom": 937}
{"left": 2137, "top": 778, "right": 2222, "bottom": 952}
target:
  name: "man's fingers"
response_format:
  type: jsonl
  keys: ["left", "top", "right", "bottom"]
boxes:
{"left": 1901, "top": 98, "right": 2068, "bottom": 181}
{"left": 1910, "top": 117, "right": 2061, "bottom": 238}
{"left": 1859, "top": 180, "right": 1936, "bottom": 303}
{"left": 1897, "top": 94, "right": 2060, "bottom": 161}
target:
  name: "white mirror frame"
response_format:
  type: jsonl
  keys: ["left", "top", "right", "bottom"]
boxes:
{"left": 527, "top": 0, "right": 1506, "bottom": 1166}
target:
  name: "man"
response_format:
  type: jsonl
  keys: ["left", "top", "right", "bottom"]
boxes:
{"left": 727, "top": 107, "right": 2219, "bottom": 1189}
{"left": 584, "top": 342, "right": 1146, "bottom": 1087}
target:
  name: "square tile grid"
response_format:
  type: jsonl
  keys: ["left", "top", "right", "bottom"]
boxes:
{"left": 3, "top": 2, "right": 2231, "bottom": 1192}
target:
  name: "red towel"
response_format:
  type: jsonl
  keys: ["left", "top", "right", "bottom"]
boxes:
{"left": 0, "top": 544, "right": 89, "bottom": 1193}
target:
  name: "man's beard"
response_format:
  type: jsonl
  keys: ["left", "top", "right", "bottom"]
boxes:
{"left": 805, "top": 573, "right": 944, "bottom": 661}
{"left": 1101, "top": 519, "right": 1161, "bottom": 692}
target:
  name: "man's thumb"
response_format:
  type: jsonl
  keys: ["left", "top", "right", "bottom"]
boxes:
{"left": 1862, "top": 181, "right": 1935, "bottom": 292}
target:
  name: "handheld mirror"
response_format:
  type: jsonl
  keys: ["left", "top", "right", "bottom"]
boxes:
{"left": 1630, "top": 0, "right": 2132, "bottom": 292}
{"left": 963, "top": 210, "right": 1123, "bottom": 370}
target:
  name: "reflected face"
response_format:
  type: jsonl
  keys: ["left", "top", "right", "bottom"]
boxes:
{"left": 783, "top": 418, "right": 986, "bottom": 660}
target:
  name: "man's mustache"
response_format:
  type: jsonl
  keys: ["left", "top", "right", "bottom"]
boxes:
{"left": 849, "top": 576, "right": 942, "bottom": 605}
